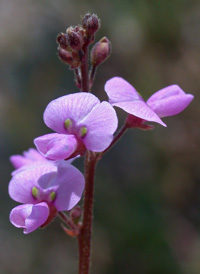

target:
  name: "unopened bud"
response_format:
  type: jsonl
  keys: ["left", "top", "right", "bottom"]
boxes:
{"left": 56, "top": 33, "right": 71, "bottom": 51}
{"left": 90, "top": 37, "right": 111, "bottom": 67}
{"left": 70, "top": 206, "right": 82, "bottom": 223}
{"left": 66, "top": 27, "right": 84, "bottom": 51}
{"left": 58, "top": 47, "right": 80, "bottom": 69}
{"left": 82, "top": 13, "right": 100, "bottom": 35}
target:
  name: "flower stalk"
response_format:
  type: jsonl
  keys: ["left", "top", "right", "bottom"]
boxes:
{"left": 80, "top": 46, "right": 89, "bottom": 92}
{"left": 78, "top": 151, "right": 98, "bottom": 274}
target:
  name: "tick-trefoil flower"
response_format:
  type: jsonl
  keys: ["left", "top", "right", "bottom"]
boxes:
{"left": 9, "top": 161, "right": 85, "bottom": 234}
{"left": 34, "top": 92, "right": 118, "bottom": 160}
{"left": 105, "top": 77, "right": 194, "bottom": 128}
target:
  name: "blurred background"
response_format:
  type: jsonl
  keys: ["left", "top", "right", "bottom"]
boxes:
{"left": 0, "top": 0, "right": 200, "bottom": 273}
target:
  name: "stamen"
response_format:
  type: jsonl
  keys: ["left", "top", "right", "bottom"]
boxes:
{"left": 32, "top": 186, "right": 39, "bottom": 198}
{"left": 80, "top": 126, "right": 87, "bottom": 137}
{"left": 50, "top": 191, "right": 56, "bottom": 201}
{"left": 64, "top": 118, "right": 73, "bottom": 130}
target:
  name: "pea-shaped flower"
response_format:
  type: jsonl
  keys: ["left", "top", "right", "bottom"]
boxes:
{"left": 105, "top": 77, "right": 194, "bottom": 127}
{"left": 34, "top": 92, "right": 118, "bottom": 160}
{"left": 9, "top": 161, "right": 85, "bottom": 234}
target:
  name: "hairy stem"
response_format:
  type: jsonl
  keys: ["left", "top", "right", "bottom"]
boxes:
{"left": 80, "top": 46, "right": 89, "bottom": 92}
{"left": 74, "top": 68, "right": 81, "bottom": 88}
{"left": 78, "top": 151, "right": 97, "bottom": 274}
{"left": 89, "top": 65, "right": 97, "bottom": 90}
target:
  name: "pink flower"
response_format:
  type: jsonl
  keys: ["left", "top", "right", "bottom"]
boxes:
{"left": 9, "top": 161, "right": 85, "bottom": 234}
{"left": 105, "top": 77, "right": 194, "bottom": 127}
{"left": 34, "top": 92, "right": 118, "bottom": 160}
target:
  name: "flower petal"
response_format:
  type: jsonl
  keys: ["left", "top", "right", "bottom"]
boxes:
{"left": 34, "top": 133, "right": 78, "bottom": 160}
{"left": 43, "top": 93, "right": 100, "bottom": 134}
{"left": 9, "top": 164, "right": 57, "bottom": 203}
{"left": 113, "top": 100, "right": 166, "bottom": 127}
{"left": 10, "top": 148, "right": 45, "bottom": 169}
{"left": 10, "top": 155, "right": 32, "bottom": 169}
{"left": 80, "top": 101, "right": 118, "bottom": 151}
{"left": 9, "top": 203, "right": 49, "bottom": 234}
{"left": 147, "top": 85, "right": 185, "bottom": 103}
{"left": 50, "top": 162, "right": 85, "bottom": 211}
{"left": 105, "top": 76, "right": 141, "bottom": 103}
{"left": 147, "top": 85, "right": 194, "bottom": 117}
{"left": 11, "top": 160, "right": 53, "bottom": 176}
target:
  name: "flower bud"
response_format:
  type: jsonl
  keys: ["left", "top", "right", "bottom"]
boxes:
{"left": 90, "top": 37, "right": 111, "bottom": 67}
{"left": 70, "top": 206, "right": 81, "bottom": 223}
{"left": 82, "top": 13, "right": 100, "bottom": 35}
{"left": 57, "top": 47, "right": 80, "bottom": 69}
{"left": 56, "top": 33, "right": 71, "bottom": 51}
{"left": 66, "top": 26, "right": 84, "bottom": 51}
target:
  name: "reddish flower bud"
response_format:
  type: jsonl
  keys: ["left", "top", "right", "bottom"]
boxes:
{"left": 57, "top": 47, "right": 80, "bottom": 69}
{"left": 56, "top": 33, "right": 71, "bottom": 51}
{"left": 66, "top": 26, "right": 84, "bottom": 51}
{"left": 90, "top": 37, "right": 111, "bottom": 67}
{"left": 82, "top": 13, "right": 100, "bottom": 35}
{"left": 70, "top": 206, "right": 81, "bottom": 223}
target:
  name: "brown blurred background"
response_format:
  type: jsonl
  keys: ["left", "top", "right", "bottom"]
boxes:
{"left": 0, "top": 0, "right": 200, "bottom": 273}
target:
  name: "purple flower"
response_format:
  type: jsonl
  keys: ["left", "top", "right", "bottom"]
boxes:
{"left": 105, "top": 77, "right": 194, "bottom": 127}
{"left": 9, "top": 161, "right": 85, "bottom": 234}
{"left": 34, "top": 92, "right": 118, "bottom": 160}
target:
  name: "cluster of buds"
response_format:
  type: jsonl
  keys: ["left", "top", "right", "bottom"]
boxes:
{"left": 57, "top": 13, "right": 100, "bottom": 69}
{"left": 56, "top": 13, "right": 111, "bottom": 74}
{"left": 57, "top": 27, "right": 84, "bottom": 69}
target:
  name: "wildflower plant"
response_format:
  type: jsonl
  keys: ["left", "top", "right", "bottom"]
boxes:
{"left": 8, "top": 13, "right": 194, "bottom": 274}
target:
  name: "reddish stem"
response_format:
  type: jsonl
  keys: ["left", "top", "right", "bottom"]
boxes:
{"left": 74, "top": 68, "right": 81, "bottom": 88}
{"left": 89, "top": 65, "right": 97, "bottom": 90}
{"left": 78, "top": 151, "right": 97, "bottom": 274}
{"left": 80, "top": 46, "right": 89, "bottom": 92}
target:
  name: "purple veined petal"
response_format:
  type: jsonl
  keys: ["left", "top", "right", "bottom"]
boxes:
{"left": 10, "top": 155, "right": 32, "bottom": 169}
{"left": 23, "top": 148, "right": 46, "bottom": 161}
{"left": 50, "top": 162, "right": 85, "bottom": 211}
{"left": 11, "top": 160, "right": 54, "bottom": 176}
{"left": 147, "top": 86, "right": 194, "bottom": 118}
{"left": 80, "top": 101, "right": 118, "bottom": 151}
{"left": 34, "top": 133, "right": 78, "bottom": 160}
{"left": 105, "top": 77, "right": 142, "bottom": 104}
{"left": 43, "top": 93, "right": 100, "bottom": 134}
{"left": 10, "top": 148, "right": 46, "bottom": 169}
{"left": 113, "top": 100, "right": 166, "bottom": 127}
{"left": 147, "top": 85, "right": 186, "bottom": 104}
{"left": 11, "top": 151, "right": 76, "bottom": 176}
{"left": 9, "top": 164, "right": 57, "bottom": 203}
{"left": 148, "top": 94, "right": 194, "bottom": 118}
{"left": 9, "top": 202, "right": 49, "bottom": 234}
